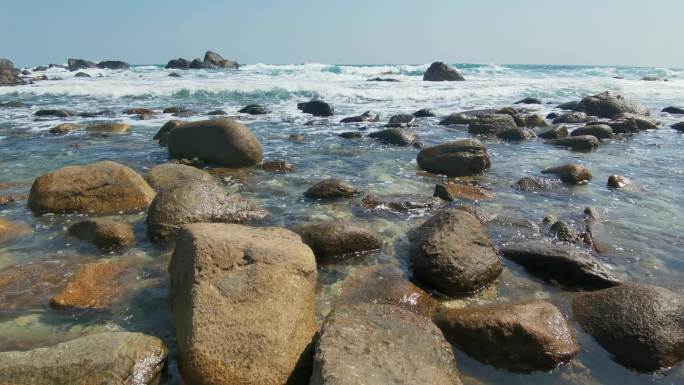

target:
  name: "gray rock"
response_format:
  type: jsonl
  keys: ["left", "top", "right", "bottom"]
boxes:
{"left": 662, "top": 106, "right": 684, "bottom": 114}
{"left": 297, "top": 100, "right": 334, "bottom": 117}
{"left": 417, "top": 139, "right": 491, "bottom": 177}
{"left": 340, "top": 110, "right": 379, "bottom": 123}
{"left": 338, "top": 131, "right": 362, "bottom": 139}
{"left": 293, "top": 221, "right": 382, "bottom": 263}
{"left": 35, "top": 109, "right": 73, "bottom": 117}
{"left": 203, "top": 50, "right": 238, "bottom": 69}
{"left": 468, "top": 113, "right": 517, "bottom": 135}
{"left": 143, "top": 163, "right": 215, "bottom": 191}
{"left": 239, "top": 104, "right": 270, "bottom": 115}
{"left": 607, "top": 116, "right": 658, "bottom": 134}
{"left": 96, "top": 60, "right": 130, "bottom": 70}
{"left": 572, "top": 124, "right": 614, "bottom": 139}
{"left": 304, "top": 179, "right": 359, "bottom": 199}
{"left": 496, "top": 127, "right": 535, "bottom": 141}
{"left": 547, "top": 135, "right": 599, "bottom": 150}
{"left": 515, "top": 97, "right": 542, "bottom": 104}
{"left": 557, "top": 101, "right": 579, "bottom": 110}
{"left": 552, "top": 112, "right": 597, "bottom": 124}
{"left": 671, "top": 122, "right": 684, "bottom": 132}
{"left": 74, "top": 72, "right": 90, "bottom": 78}
{"left": 439, "top": 109, "right": 497, "bottom": 125}
{"left": 368, "top": 128, "right": 419, "bottom": 146}
{"left": 541, "top": 164, "right": 592, "bottom": 184}
{"left": 575, "top": 91, "right": 649, "bottom": 118}
{"left": 413, "top": 108, "right": 436, "bottom": 117}
{"left": 423, "top": 62, "right": 465, "bottom": 81}
{"left": 513, "top": 176, "right": 561, "bottom": 191}
{"left": 537, "top": 124, "right": 568, "bottom": 139}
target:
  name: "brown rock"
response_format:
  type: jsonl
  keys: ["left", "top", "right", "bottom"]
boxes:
{"left": 153, "top": 119, "right": 183, "bottom": 146}
{"left": 417, "top": 139, "right": 491, "bottom": 177}
{"left": 541, "top": 164, "right": 592, "bottom": 184}
{"left": 67, "top": 219, "right": 134, "bottom": 250}
{"left": 293, "top": 221, "right": 382, "bottom": 263}
{"left": 607, "top": 175, "right": 632, "bottom": 189}
{"left": 304, "top": 179, "right": 359, "bottom": 199}
{"left": 433, "top": 182, "right": 496, "bottom": 201}
{"left": 261, "top": 160, "right": 296, "bottom": 172}
{"left": 49, "top": 260, "right": 127, "bottom": 309}
{"left": 143, "top": 163, "right": 214, "bottom": 191}
{"left": 49, "top": 123, "right": 81, "bottom": 134}
{"left": 86, "top": 122, "right": 130, "bottom": 133}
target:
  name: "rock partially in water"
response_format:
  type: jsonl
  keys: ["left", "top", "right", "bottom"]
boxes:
{"left": 368, "top": 127, "right": 419, "bottom": 146}
{"left": 49, "top": 123, "right": 81, "bottom": 134}
{"left": 312, "top": 303, "right": 463, "bottom": 385}
{"left": 468, "top": 113, "right": 517, "bottom": 135}
{"left": 552, "top": 112, "right": 597, "bottom": 124}
{"left": 96, "top": 60, "right": 130, "bottom": 70}
{"left": 74, "top": 72, "right": 90, "bottom": 78}
{"left": 153, "top": 119, "right": 183, "bottom": 146}
{"left": 146, "top": 180, "right": 267, "bottom": 242}
{"left": 496, "top": 127, "right": 535, "bottom": 141}
{"left": 297, "top": 100, "right": 334, "bottom": 117}
{"left": 409, "top": 208, "right": 502, "bottom": 295}
{"left": 558, "top": 100, "right": 580, "bottom": 110}
{"left": 520, "top": 114, "right": 548, "bottom": 128}
{"left": 572, "top": 124, "right": 614, "bottom": 139}
{"left": 304, "top": 179, "right": 360, "bottom": 199}
{"left": 671, "top": 122, "right": 684, "bottom": 132}
{"left": 536, "top": 123, "right": 568, "bottom": 139}
{"left": 662, "top": 106, "right": 684, "bottom": 114}
{"left": 338, "top": 131, "right": 362, "bottom": 139}
{"left": 423, "top": 61, "right": 465, "bottom": 81}
{"left": 0, "top": 58, "right": 25, "bottom": 86}
{"left": 86, "top": 122, "right": 130, "bottom": 134}
{"left": 575, "top": 91, "right": 649, "bottom": 119}
{"left": 501, "top": 241, "right": 621, "bottom": 289}
{"left": 607, "top": 175, "right": 632, "bottom": 189}
{"left": 361, "top": 194, "right": 445, "bottom": 214}
{"left": 260, "top": 160, "right": 296, "bottom": 172}
{"left": 0, "top": 332, "right": 167, "bottom": 385}
{"left": 386, "top": 113, "right": 416, "bottom": 127}
{"left": 239, "top": 103, "right": 270, "bottom": 115}
{"left": 35, "top": 109, "right": 73, "bottom": 117}
{"left": 67, "top": 58, "right": 96, "bottom": 71}
{"left": 167, "top": 72, "right": 181, "bottom": 77}
{"left": 49, "top": 260, "right": 129, "bottom": 309}
{"left": 293, "top": 221, "right": 382, "bottom": 263}
{"left": 573, "top": 283, "right": 684, "bottom": 371}
{"left": 607, "top": 116, "right": 658, "bottom": 134}
{"left": 170, "top": 223, "right": 317, "bottom": 385}
{"left": 413, "top": 108, "right": 436, "bottom": 117}
{"left": 340, "top": 110, "right": 379, "bottom": 123}
{"left": 203, "top": 50, "right": 239, "bottom": 69}
{"left": 28, "top": 161, "right": 155, "bottom": 215}
{"left": 513, "top": 176, "right": 561, "bottom": 191}
{"left": 166, "top": 58, "right": 191, "bottom": 69}
{"left": 439, "top": 109, "right": 497, "bottom": 125}
{"left": 417, "top": 139, "right": 491, "bottom": 177}
{"left": 541, "top": 164, "right": 592, "bottom": 184}
{"left": 515, "top": 97, "right": 542, "bottom": 104}
{"left": 434, "top": 301, "right": 579, "bottom": 372}
{"left": 433, "top": 182, "right": 496, "bottom": 201}
{"left": 549, "top": 220, "right": 581, "bottom": 243}
{"left": 143, "top": 163, "right": 214, "bottom": 191}
{"left": 67, "top": 218, "right": 134, "bottom": 250}
{"left": 167, "top": 118, "right": 263, "bottom": 168}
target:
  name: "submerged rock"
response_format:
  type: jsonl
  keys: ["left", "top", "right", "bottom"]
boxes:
{"left": 413, "top": 108, "right": 436, "bottom": 117}
{"left": 86, "top": 122, "right": 130, "bottom": 134}
{"left": 239, "top": 103, "right": 270, "bottom": 115}
{"left": 501, "top": 241, "right": 620, "bottom": 289}
{"left": 607, "top": 175, "right": 632, "bottom": 189}
{"left": 35, "top": 109, "right": 73, "bottom": 117}
{"left": 67, "top": 58, "right": 96, "bottom": 71}
{"left": 434, "top": 301, "right": 579, "bottom": 372}
{"left": 260, "top": 159, "right": 296, "bottom": 172}
{"left": 496, "top": 127, "right": 535, "bottom": 141}
{"left": 541, "top": 164, "right": 592, "bottom": 184}
{"left": 74, "top": 71, "right": 90, "bottom": 78}
{"left": 170, "top": 223, "right": 317, "bottom": 385}
{"left": 0, "top": 332, "right": 167, "bottom": 385}
{"left": 515, "top": 97, "right": 542, "bottom": 104}
{"left": 423, "top": 61, "right": 465, "bottom": 81}
{"left": 304, "top": 179, "right": 359, "bottom": 199}
{"left": 572, "top": 124, "right": 614, "bottom": 139}
{"left": 67, "top": 219, "right": 134, "bottom": 250}
{"left": 312, "top": 303, "right": 463, "bottom": 385}
{"left": 433, "top": 182, "right": 496, "bottom": 201}
{"left": 293, "top": 221, "right": 382, "bottom": 263}
{"left": 536, "top": 124, "right": 568, "bottom": 139}
{"left": 28, "top": 161, "right": 155, "bottom": 215}
{"left": 49, "top": 260, "right": 128, "bottom": 309}
{"left": 49, "top": 123, "right": 80, "bottom": 134}
{"left": 417, "top": 139, "right": 491, "bottom": 177}
{"left": 340, "top": 110, "right": 379, "bottom": 123}
{"left": 338, "top": 131, "right": 362, "bottom": 139}
{"left": 297, "top": 100, "right": 334, "bottom": 116}
{"left": 573, "top": 283, "right": 684, "bottom": 371}
{"left": 386, "top": 113, "right": 416, "bottom": 127}
{"left": 557, "top": 100, "right": 580, "bottom": 110}
{"left": 575, "top": 91, "right": 649, "bottom": 119}
{"left": 368, "top": 127, "right": 419, "bottom": 146}
{"left": 513, "top": 176, "right": 562, "bottom": 191}
{"left": 549, "top": 220, "right": 581, "bottom": 243}
{"left": 468, "top": 113, "right": 517, "bottom": 135}
{"left": 607, "top": 116, "right": 658, "bottom": 134}
{"left": 671, "top": 122, "right": 684, "bottom": 132}
{"left": 547, "top": 135, "right": 599, "bottom": 150}
{"left": 409, "top": 208, "right": 502, "bottom": 295}
{"left": 439, "top": 109, "right": 497, "bottom": 126}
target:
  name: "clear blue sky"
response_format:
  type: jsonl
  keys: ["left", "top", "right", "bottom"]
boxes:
{"left": 2, "top": 0, "right": 682, "bottom": 68}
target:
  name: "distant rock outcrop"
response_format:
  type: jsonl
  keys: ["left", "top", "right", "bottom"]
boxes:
{"left": 165, "top": 50, "right": 239, "bottom": 69}
{"left": 0, "top": 59, "right": 25, "bottom": 86}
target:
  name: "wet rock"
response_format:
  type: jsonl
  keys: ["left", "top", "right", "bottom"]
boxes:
{"left": 573, "top": 283, "right": 684, "bottom": 371}
{"left": 124, "top": 108, "right": 154, "bottom": 115}
{"left": 49, "top": 260, "right": 128, "bottom": 309}
{"left": 439, "top": 109, "right": 498, "bottom": 126}
{"left": 513, "top": 176, "right": 561, "bottom": 191}
{"left": 293, "top": 221, "right": 382, "bottom": 263}
{"left": 662, "top": 106, "right": 684, "bottom": 114}
{"left": 67, "top": 58, "right": 96, "bottom": 71}
{"left": 34, "top": 109, "right": 73, "bottom": 117}
{"left": 0, "top": 332, "right": 167, "bottom": 385}
{"left": 340, "top": 110, "right": 379, "bottom": 123}
{"left": 207, "top": 109, "right": 226, "bottom": 115}
{"left": 515, "top": 97, "right": 542, "bottom": 104}
{"left": 202, "top": 50, "right": 238, "bottom": 69}
{"left": 409, "top": 208, "right": 502, "bottom": 295}
{"left": 547, "top": 135, "right": 599, "bottom": 150}
{"left": 434, "top": 301, "right": 579, "bottom": 372}
{"left": 338, "top": 131, "right": 362, "bottom": 139}
{"left": 170, "top": 223, "right": 316, "bottom": 385}
{"left": 167, "top": 71, "right": 181, "bottom": 77}
{"left": 501, "top": 241, "right": 620, "bottom": 288}
{"left": 607, "top": 116, "right": 658, "bottom": 134}
{"left": 239, "top": 103, "right": 270, "bottom": 115}
{"left": 413, "top": 108, "right": 436, "bottom": 117}
{"left": 520, "top": 114, "right": 548, "bottom": 128}
{"left": 86, "top": 122, "right": 130, "bottom": 134}
{"left": 434, "top": 182, "right": 496, "bottom": 201}
{"left": 496, "top": 127, "right": 535, "bottom": 141}
{"left": 33, "top": 65, "right": 48, "bottom": 71}
{"left": 304, "top": 179, "right": 359, "bottom": 199}
{"left": 536, "top": 124, "right": 568, "bottom": 139}
{"left": 28, "top": 161, "right": 155, "bottom": 215}
{"left": 168, "top": 118, "right": 263, "bottom": 168}
{"left": 0, "top": 194, "right": 25, "bottom": 206}
{"left": 607, "top": 175, "right": 632, "bottom": 189}
{"left": 161, "top": 106, "right": 187, "bottom": 114}
{"left": 541, "top": 164, "right": 592, "bottom": 184}
{"left": 423, "top": 61, "right": 465, "bottom": 81}
{"left": 0, "top": 101, "right": 25, "bottom": 108}
{"left": 0, "top": 218, "right": 28, "bottom": 241}
{"left": 165, "top": 58, "right": 191, "bottom": 69}
{"left": 361, "top": 194, "right": 445, "bottom": 214}
{"left": 468, "top": 113, "right": 517, "bottom": 135}
{"left": 575, "top": 91, "right": 649, "bottom": 119}
{"left": 558, "top": 101, "right": 580, "bottom": 110}
{"left": 153, "top": 119, "right": 182, "bottom": 146}
{"left": 417, "top": 139, "right": 491, "bottom": 177}
{"left": 550, "top": 220, "right": 581, "bottom": 243}
{"left": 74, "top": 71, "right": 90, "bottom": 78}
{"left": 289, "top": 133, "right": 305, "bottom": 142}
{"left": 297, "top": 100, "right": 334, "bottom": 117}
{"left": 188, "top": 58, "right": 208, "bottom": 69}
{"left": 67, "top": 219, "right": 134, "bottom": 250}
{"left": 137, "top": 112, "right": 157, "bottom": 120}
{"left": 671, "top": 122, "right": 684, "bottom": 132}
{"left": 146, "top": 180, "right": 267, "bottom": 242}
{"left": 260, "top": 160, "right": 296, "bottom": 172}
{"left": 49, "top": 123, "right": 80, "bottom": 134}
{"left": 312, "top": 303, "right": 463, "bottom": 385}
{"left": 386, "top": 113, "right": 416, "bottom": 127}
{"left": 552, "top": 112, "right": 597, "bottom": 124}
{"left": 546, "top": 112, "right": 559, "bottom": 119}
{"left": 368, "top": 127, "right": 419, "bottom": 146}
{"left": 143, "top": 163, "right": 214, "bottom": 191}
{"left": 572, "top": 124, "right": 614, "bottom": 139}
{"left": 96, "top": 60, "right": 130, "bottom": 70}
{"left": 0, "top": 58, "right": 25, "bottom": 86}
{"left": 366, "top": 77, "right": 400, "bottom": 82}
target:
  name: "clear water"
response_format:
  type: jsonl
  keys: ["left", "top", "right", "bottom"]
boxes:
{"left": 0, "top": 63, "right": 682, "bottom": 384}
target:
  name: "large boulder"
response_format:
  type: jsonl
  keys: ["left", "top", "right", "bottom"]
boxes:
{"left": 153, "top": 119, "right": 183, "bottom": 146}
{"left": 169, "top": 223, "right": 317, "bottom": 385}
{"left": 203, "top": 50, "right": 239, "bottom": 69}
{"left": 293, "top": 221, "right": 382, "bottom": 263}
{"left": 167, "top": 118, "right": 263, "bottom": 168}
{"left": 0, "top": 332, "right": 167, "bottom": 385}
{"left": 575, "top": 91, "right": 649, "bottom": 118}
{"left": 513, "top": 176, "right": 561, "bottom": 191}
{"left": 423, "top": 62, "right": 465, "bottom": 81}
{"left": 311, "top": 303, "right": 463, "bottom": 385}
{"left": 304, "top": 179, "right": 359, "bottom": 199}
{"left": 468, "top": 113, "right": 517, "bottom": 135}
{"left": 541, "top": 164, "right": 592, "bottom": 184}
{"left": 606, "top": 116, "right": 658, "bottom": 134}
{"left": 368, "top": 127, "right": 419, "bottom": 146}
{"left": 496, "top": 127, "right": 535, "bottom": 141}
{"left": 143, "top": 163, "right": 215, "bottom": 191}
{"left": 67, "top": 58, "right": 96, "bottom": 71}
{"left": 67, "top": 218, "right": 135, "bottom": 250}
{"left": 409, "top": 208, "right": 502, "bottom": 295}
{"left": 239, "top": 103, "right": 270, "bottom": 115}
{"left": 28, "top": 161, "right": 155, "bottom": 215}
{"left": 165, "top": 58, "right": 191, "bottom": 69}
{"left": 572, "top": 124, "right": 614, "bottom": 139}
{"left": 417, "top": 139, "right": 491, "bottom": 177}
{"left": 96, "top": 60, "right": 130, "bottom": 70}
{"left": 434, "top": 301, "right": 579, "bottom": 372}
{"left": 146, "top": 180, "right": 266, "bottom": 242}
{"left": 0, "top": 58, "right": 24, "bottom": 86}
{"left": 297, "top": 100, "right": 334, "bottom": 117}
{"left": 573, "top": 283, "right": 684, "bottom": 371}
{"left": 500, "top": 241, "right": 620, "bottom": 289}
{"left": 386, "top": 113, "right": 416, "bottom": 127}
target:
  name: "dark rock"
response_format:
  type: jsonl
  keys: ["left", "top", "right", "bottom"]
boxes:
{"left": 153, "top": 119, "right": 183, "bottom": 146}
{"left": 417, "top": 139, "right": 491, "bottom": 177}
{"left": 413, "top": 108, "right": 435, "bottom": 117}
{"left": 33, "top": 65, "right": 48, "bottom": 71}
{"left": 96, "top": 60, "right": 130, "bottom": 70}
{"left": 468, "top": 113, "right": 517, "bottom": 135}
{"left": 386, "top": 113, "right": 416, "bottom": 127}
{"left": 338, "top": 131, "right": 362, "bottom": 139}
{"left": 572, "top": 124, "right": 614, "bottom": 139}
{"left": 304, "top": 179, "right": 359, "bottom": 199}
{"left": 293, "top": 221, "right": 382, "bottom": 262}
{"left": 557, "top": 101, "right": 579, "bottom": 110}
{"left": 541, "top": 164, "right": 592, "bottom": 184}
{"left": 168, "top": 118, "right": 263, "bottom": 168}
{"left": 434, "top": 301, "right": 579, "bottom": 372}
{"left": 496, "top": 127, "right": 535, "bottom": 141}
{"left": 207, "top": 109, "right": 226, "bottom": 115}
{"left": 297, "top": 100, "right": 334, "bottom": 117}
{"left": 289, "top": 134, "right": 305, "bottom": 142}
{"left": 671, "top": 122, "right": 684, "bottom": 132}
{"left": 607, "top": 116, "right": 658, "bottom": 134}
{"left": 67, "top": 58, "right": 96, "bottom": 71}
{"left": 513, "top": 176, "right": 561, "bottom": 191}
{"left": 537, "top": 124, "right": 568, "bottom": 139}
{"left": 546, "top": 112, "right": 559, "bottom": 119}
{"left": 0, "top": 101, "right": 25, "bottom": 108}
{"left": 439, "top": 109, "right": 498, "bottom": 125}
{"left": 34, "top": 109, "right": 73, "bottom": 117}
{"left": 340, "top": 110, "right": 379, "bottom": 123}
{"left": 49, "top": 123, "right": 80, "bottom": 134}
{"left": 607, "top": 175, "right": 632, "bottom": 189}
{"left": 547, "top": 135, "right": 599, "bottom": 150}
{"left": 203, "top": 50, "right": 238, "bottom": 69}
{"left": 137, "top": 112, "right": 157, "bottom": 120}
{"left": 366, "top": 77, "right": 400, "bottom": 82}
{"left": 167, "top": 71, "right": 181, "bottom": 77}
{"left": 642, "top": 76, "right": 659, "bottom": 81}
{"left": 573, "top": 283, "right": 684, "bottom": 371}
{"left": 575, "top": 91, "right": 649, "bottom": 118}
{"left": 20, "top": 69, "right": 31, "bottom": 75}
{"left": 74, "top": 71, "right": 91, "bottom": 78}
{"left": 409, "top": 208, "right": 502, "bottom": 295}
{"left": 189, "top": 58, "right": 207, "bottom": 69}
{"left": 143, "top": 163, "right": 214, "bottom": 191}
{"left": 239, "top": 103, "right": 270, "bottom": 115}
{"left": 552, "top": 112, "right": 597, "bottom": 124}
{"left": 165, "top": 58, "right": 191, "bottom": 69}
{"left": 434, "top": 182, "right": 496, "bottom": 201}
{"left": 68, "top": 219, "right": 134, "bottom": 250}
{"left": 124, "top": 107, "right": 155, "bottom": 115}
{"left": 520, "top": 114, "right": 548, "bottom": 128}
{"left": 423, "top": 62, "right": 465, "bottom": 81}
{"left": 515, "top": 97, "right": 542, "bottom": 104}
{"left": 361, "top": 194, "right": 445, "bottom": 214}
{"left": 368, "top": 128, "right": 419, "bottom": 146}
{"left": 662, "top": 106, "right": 684, "bottom": 114}
{"left": 550, "top": 220, "right": 581, "bottom": 243}
{"left": 260, "top": 160, "right": 296, "bottom": 172}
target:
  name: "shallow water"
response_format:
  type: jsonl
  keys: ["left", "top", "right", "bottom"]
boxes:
{"left": 0, "top": 63, "right": 683, "bottom": 384}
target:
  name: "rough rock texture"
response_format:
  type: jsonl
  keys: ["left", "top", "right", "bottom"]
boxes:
{"left": 28, "top": 161, "right": 155, "bottom": 215}
{"left": 537, "top": 124, "right": 568, "bottom": 139}
{"left": 572, "top": 124, "right": 614, "bottom": 139}
{"left": 340, "top": 110, "right": 379, "bottom": 123}
{"left": 67, "top": 218, "right": 134, "bottom": 250}
{"left": 413, "top": 108, "right": 435, "bottom": 117}
{"left": 297, "top": 100, "right": 334, "bottom": 117}
{"left": 423, "top": 62, "right": 465, "bottom": 81}
{"left": 166, "top": 58, "right": 191, "bottom": 69}
{"left": 514, "top": 176, "right": 561, "bottom": 191}
{"left": 468, "top": 113, "right": 517, "bottom": 135}
{"left": 541, "top": 164, "right": 592, "bottom": 184}
{"left": 49, "top": 123, "right": 81, "bottom": 134}
{"left": 417, "top": 139, "right": 491, "bottom": 177}
{"left": 547, "top": 135, "right": 599, "bottom": 150}
{"left": 311, "top": 303, "right": 463, "bottom": 385}
{"left": 607, "top": 116, "right": 658, "bottom": 134}
{"left": 433, "top": 182, "right": 496, "bottom": 201}
{"left": 169, "top": 223, "right": 317, "bottom": 385}
{"left": 0, "top": 58, "right": 24, "bottom": 86}
{"left": 673, "top": 122, "right": 684, "bottom": 132}
{"left": 49, "top": 260, "right": 127, "bottom": 309}
{"left": 153, "top": 119, "right": 183, "bottom": 146}
{"left": 239, "top": 104, "right": 270, "bottom": 115}
{"left": 168, "top": 118, "right": 263, "bottom": 167}
{"left": 35, "top": 109, "right": 73, "bottom": 117}
{"left": 304, "top": 179, "right": 359, "bottom": 199}
{"left": 0, "top": 332, "right": 167, "bottom": 385}
{"left": 67, "top": 58, "right": 96, "bottom": 71}
{"left": 552, "top": 112, "right": 597, "bottom": 124}
{"left": 143, "top": 163, "right": 214, "bottom": 191}
{"left": 607, "top": 175, "right": 632, "bottom": 189}
{"left": 87, "top": 122, "right": 130, "bottom": 134}
{"left": 260, "top": 160, "right": 296, "bottom": 172}
{"left": 293, "top": 221, "right": 382, "bottom": 263}
{"left": 203, "top": 50, "right": 239, "bottom": 69}
{"left": 501, "top": 241, "right": 621, "bottom": 289}
{"left": 439, "top": 109, "right": 497, "bottom": 125}
{"left": 368, "top": 128, "right": 419, "bottom": 146}
{"left": 573, "top": 283, "right": 684, "bottom": 371}
{"left": 575, "top": 91, "right": 649, "bottom": 119}
{"left": 97, "top": 60, "right": 130, "bottom": 70}
{"left": 409, "top": 208, "right": 502, "bottom": 295}
{"left": 434, "top": 301, "right": 579, "bottom": 372}
{"left": 496, "top": 127, "right": 535, "bottom": 141}
{"left": 386, "top": 113, "right": 416, "bottom": 127}
{"left": 146, "top": 180, "right": 267, "bottom": 242}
